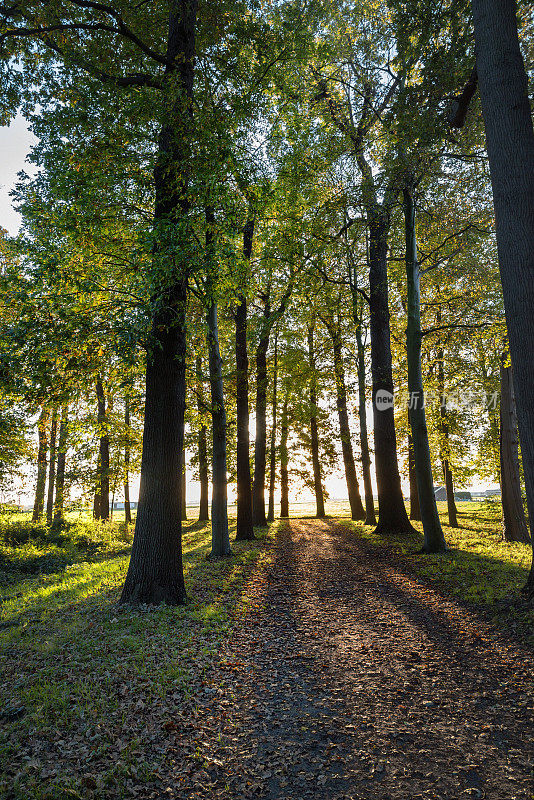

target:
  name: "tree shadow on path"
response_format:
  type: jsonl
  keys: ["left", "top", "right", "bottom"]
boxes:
{"left": 169, "top": 518, "right": 534, "bottom": 800}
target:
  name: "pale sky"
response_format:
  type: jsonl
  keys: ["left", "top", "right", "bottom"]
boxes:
{"left": 0, "top": 114, "right": 36, "bottom": 235}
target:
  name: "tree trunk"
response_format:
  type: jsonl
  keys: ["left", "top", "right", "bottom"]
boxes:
{"left": 124, "top": 395, "right": 132, "bottom": 525}
{"left": 120, "top": 0, "right": 197, "bottom": 605}
{"left": 206, "top": 299, "right": 230, "bottom": 556}
{"left": 329, "top": 318, "right": 365, "bottom": 521}
{"left": 235, "top": 218, "right": 254, "bottom": 539}
{"left": 252, "top": 302, "right": 270, "bottom": 526}
{"left": 408, "top": 431, "right": 421, "bottom": 521}
{"left": 96, "top": 376, "right": 110, "bottom": 521}
{"left": 93, "top": 455, "right": 101, "bottom": 520}
{"left": 267, "top": 330, "right": 278, "bottom": 522}
{"left": 180, "top": 443, "right": 187, "bottom": 521}
{"left": 368, "top": 211, "right": 413, "bottom": 534}
{"left": 500, "top": 353, "right": 530, "bottom": 542}
{"left": 32, "top": 406, "right": 49, "bottom": 522}
{"left": 195, "top": 355, "right": 209, "bottom": 522}
{"left": 437, "top": 343, "right": 459, "bottom": 528}
{"left": 351, "top": 290, "right": 376, "bottom": 525}
{"left": 46, "top": 405, "right": 58, "bottom": 525}
{"left": 307, "top": 323, "right": 325, "bottom": 518}
{"left": 205, "top": 206, "right": 230, "bottom": 558}
{"left": 52, "top": 402, "right": 69, "bottom": 530}
{"left": 471, "top": 0, "right": 534, "bottom": 586}
{"left": 280, "top": 391, "right": 289, "bottom": 518}
{"left": 403, "top": 188, "right": 446, "bottom": 552}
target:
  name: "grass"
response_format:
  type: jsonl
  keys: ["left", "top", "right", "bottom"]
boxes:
{"left": 350, "top": 500, "right": 534, "bottom": 641}
{"left": 1, "top": 501, "right": 532, "bottom": 798}
{"left": 0, "top": 512, "right": 274, "bottom": 800}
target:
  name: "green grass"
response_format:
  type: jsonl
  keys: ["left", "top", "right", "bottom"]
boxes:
{"left": 0, "top": 513, "right": 274, "bottom": 800}
{"left": 351, "top": 500, "right": 534, "bottom": 639}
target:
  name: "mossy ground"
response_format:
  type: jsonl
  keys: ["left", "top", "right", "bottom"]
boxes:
{"left": 0, "top": 512, "right": 273, "bottom": 799}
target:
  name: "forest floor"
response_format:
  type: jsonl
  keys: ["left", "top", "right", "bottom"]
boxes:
{"left": 1, "top": 507, "right": 533, "bottom": 799}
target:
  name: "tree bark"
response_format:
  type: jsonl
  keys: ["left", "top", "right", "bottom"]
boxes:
{"left": 235, "top": 217, "right": 254, "bottom": 540}
{"left": 403, "top": 188, "right": 446, "bottom": 552}
{"left": 180, "top": 443, "right": 187, "bottom": 521}
{"left": 32, "top": 406, "right": 50, "bottom": 522}
{"left": 205, "top": 207, "right": 230, "bottom": 558}
{"left": 326, "top": 314, "right": 365, "bottom": 521}
{"left": 408, "top": 431, "right": 421, "bottom": 521}
{"left": 350, "top": 289, "right": 376, "bottom": 525}
{"left": 500, "top": 353, "right": 530, "bottom": 542}
{"left": 196, "top": 355, "right": 209, "bottom": 522}
{"left": 368, "top": 211, "right": 413, "bottom": 534}
{"left": 206, "top": 298, "right": 230, "bottom": 556}
{"left": 52, "top": 402, "right": 69, "bottom": 530}
{"left": 93, "top": 454, "right": 101, "bottom": 520}
{"left": 121, "top": 0, "right": 197, "bottom": 605}
{"left": 471, "top": 0, "right": 534, "bottom": 585}
{"left": 307, "top": 322, "right": 325, "bottom": 518}
{"left": 46, "top": 405, "right": 58, "bottom": 525}
{"left": 252, "top": 300, "right": 271, "bottom": 526}
{"left": 124, "top": 395, "right": 132, "bottom": 525}
{"left": 96, "top": 376, "right": 110, "bottom": 521}
{"left": 437, "top": 342, "right": 458, "bottom": 528}
{"left": 267, "top": 330, "right": 278, "bottom": 522}
{"left": 280, "top": 391, "right": 289, "bottom": 518}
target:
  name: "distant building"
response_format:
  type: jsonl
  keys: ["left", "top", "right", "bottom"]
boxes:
{"left": 112, "top": 501, "right": 138, "bottom": 510}
{"left": 454, "top": 491, "right": 472, "bottom": 502}
{"left": 434, "top": 486, "right": 447, "bottom": 501}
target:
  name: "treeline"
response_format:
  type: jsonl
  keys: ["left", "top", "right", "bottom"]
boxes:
{"left": 0, "top": 0, "right": 533, "bottom": 602}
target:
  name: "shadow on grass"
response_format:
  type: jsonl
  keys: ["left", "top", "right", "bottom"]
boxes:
{"left": 0, "top": 519, "right": 275, "bottom": 798}
{"left": 341, "top": 516, "right": 533, "bottom": 643}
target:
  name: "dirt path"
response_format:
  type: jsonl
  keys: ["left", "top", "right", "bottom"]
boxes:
{"left": 161, "top": 519, "right": 534, "bottom": 800}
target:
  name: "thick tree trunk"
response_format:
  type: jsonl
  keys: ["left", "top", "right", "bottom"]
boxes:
{"left": 121, "top": 284, "right": 188, "bottom": 604}
{"left": 124, "top": 396, "right": 132, "bottom": 525}
{"left": 307, "top": 323, "right": 325, "bottom": 518}
{"left": 96, "top": 377, "right": 110, "bottom": 521}
{"left": 46, "top": 405, "right": 58, "bottom": 525}
{"left": 368, "top": 212, "right": 413, "bottom": 534}
{"left": 267, "top": 331, "right": 278, "bottom": 522}
{"left": 252, "top": 304, "right": 270, "bottom": 526}
{"left": 32, "top": 406, "right": 50, "bottom": 522}
{"left": 206, "top": 298, "right": 231, "bottom": 557}
{"left": 500, "top": 354, "right": 530, "bottom": 542}
{"left": 403, "top": 189, "right": 446, "bottom": 552}
{"left": 471, "top": 0, "right": 534, "bottom": 586}
{"left": 195, "top": 355, "right": 209, "bottom": 522}
{"left": 328, "top": 318, "right": 365, "bottom": 521}
{"left": 408, "top": 431, "right": 421, "bottom": 521}
{"left": 437, "top": 344, "right": 459, "bottom": 528}
{"left": 52, "top": 402, "right": 69, "bottom": 530}
{"left": 180, "top": 443, "right": 187, "bottom": 521}
{"left": 351, "top": 290, "right": 376, "bottom": 525}
{"left": 120, "top": 0, "right": 197, "bottom": 605}
{"left": 235, "top": 218, "right": 254, "bottom": 539}
{"left": 280, "top": 392, "right": 289, "bottom": 518}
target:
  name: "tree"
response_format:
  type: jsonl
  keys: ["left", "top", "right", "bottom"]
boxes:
{"left": 500, "top": 352, "right": 530, "bottom": 543}
{"left": 32, "top": 405, "right": 50, "bottom": 521}
{"left": 470, "top": 0, "right": 534, "bottom": 588}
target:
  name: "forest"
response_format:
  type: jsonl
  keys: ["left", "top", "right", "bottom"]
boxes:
{"left": 0, "top": 0, "right": 534, "bottom": 798}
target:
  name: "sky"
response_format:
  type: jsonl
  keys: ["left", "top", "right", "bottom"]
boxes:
{"left": 0, "top": 115, "right": 36, "bottom": 236}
